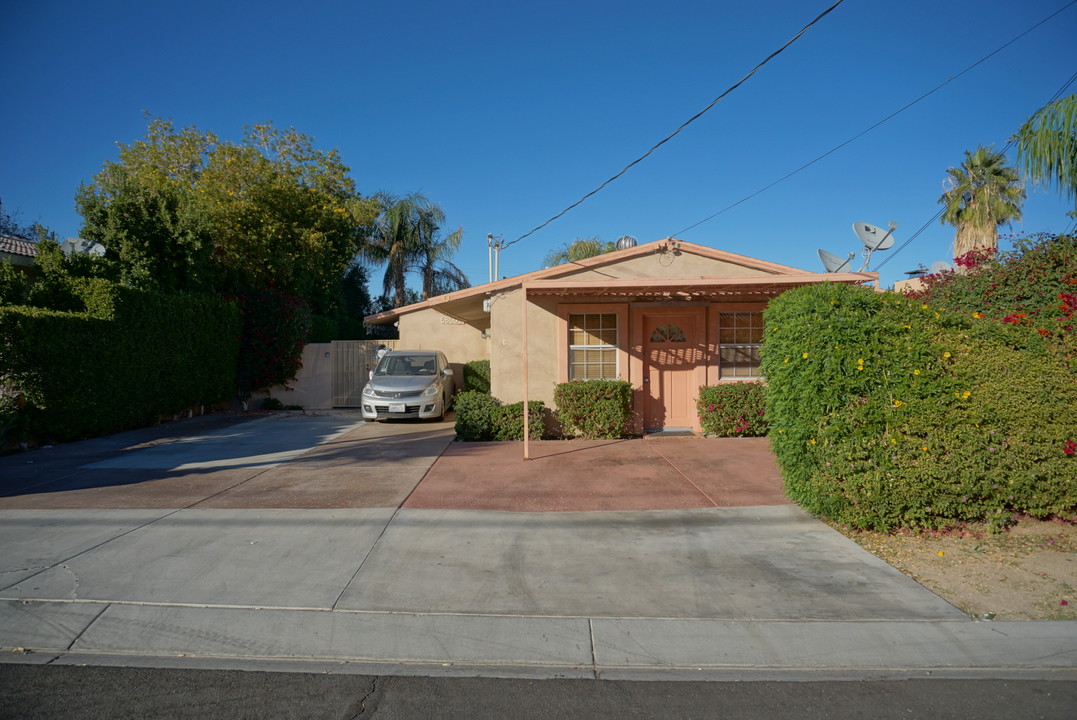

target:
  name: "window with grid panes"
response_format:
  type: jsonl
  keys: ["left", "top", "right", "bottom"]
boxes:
{"left": 718, "top": 311, "right": 763, "bottom": 378}
{"left": 568, "top": 313, "right": 618, "bottom": 380}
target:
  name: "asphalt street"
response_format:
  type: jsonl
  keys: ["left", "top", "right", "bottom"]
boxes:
{"left": 3, "top": 665, "right": 1076, "bottom": 720}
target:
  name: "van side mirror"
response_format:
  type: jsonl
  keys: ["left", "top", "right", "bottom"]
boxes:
{"left": 369, "top": 370, "right": 374, "bottom": 380}
{"left": 443, "top": 368, "right": 453, "bottom": 376}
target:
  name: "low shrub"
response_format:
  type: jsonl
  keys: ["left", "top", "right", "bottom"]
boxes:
{"left": 453, "top": 390, "right": 502, "bottom": 441}
{"left": 492, "top": 400, "right": 546, "bottom": 441}
{"left": 697, "top": 383, "right": 767, "bottom": 437}
{"left": 462, "top": 359, "right": 491, "bottom": 394}
{"left": 761, "top": 282, "right": 1077, "bottom": 531}
{"left": 553, "top": 380, "right": 633, "bottom": 439}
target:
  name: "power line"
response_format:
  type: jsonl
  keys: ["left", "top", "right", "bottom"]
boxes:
{"left": 501, "top": 0, "right": 847, "bottom": 250}
{"left": 673, "top": 0, "right": 1077, "bottom": 239}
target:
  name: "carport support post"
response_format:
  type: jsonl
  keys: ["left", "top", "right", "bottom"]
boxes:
{"left": 522, "top": 285, "right": 530, "bottom": 460}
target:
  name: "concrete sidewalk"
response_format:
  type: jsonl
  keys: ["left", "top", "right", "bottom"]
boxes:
{"left": 1, "top": 413, "right": 1074, "bottom": 680}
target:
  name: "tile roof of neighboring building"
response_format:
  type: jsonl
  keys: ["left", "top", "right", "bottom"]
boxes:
{"left": 0, "top": 234, "right": 38, "bottom": 258}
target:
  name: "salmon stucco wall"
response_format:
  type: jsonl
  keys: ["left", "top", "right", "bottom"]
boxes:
{"left": 488, "top": 288, "right": 562, "bottom": 408}
{"left": 252, "top": 343, "right": 333, "bottom": 409}
{"left": 397, "top": 307, "right": 489, "bottom": 384}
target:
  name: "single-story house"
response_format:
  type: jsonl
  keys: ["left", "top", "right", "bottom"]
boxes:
{"left": 364, "top": 238, "right": 877, "bottom": 435}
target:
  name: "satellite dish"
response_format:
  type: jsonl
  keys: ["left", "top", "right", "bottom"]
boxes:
{"left": 818, "top": 249, "right": 854, "bottom": 273}
{"left": 852, "top": 221, "right": 897, "bottom": 251}
{"left": 850, "top": 220, "right": 898, "bottom": 271}
{"left": 615, "top": 235, "right": 638, "bottom": 250}
{"left": 61, "top": 237, "right": 106, "bottom": 257}
{"left": 930, "top": 261, "right": 953, "bottom": 273}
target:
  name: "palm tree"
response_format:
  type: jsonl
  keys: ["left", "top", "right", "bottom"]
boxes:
{"left": 1016, "top": 94, "right": 1077, "bottom": 217}
{"left": 362, "top": 192, "right": 469, "bottom": 307}
{"left": 542, "top": 237, "right": 616, "bottom": 267}
{"left": 938, "top": 146, "right": 1025, "bottom": 261}
{"left": 412, "top": 222, "right": 469, "bottom": 300}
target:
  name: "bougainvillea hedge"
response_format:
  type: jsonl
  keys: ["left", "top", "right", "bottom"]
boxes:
{"left": 761, "top": 281, "right": 1077, "bottom": 531}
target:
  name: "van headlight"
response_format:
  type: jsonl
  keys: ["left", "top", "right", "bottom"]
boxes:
{"left": 362, "top": 385, "right": 377, "bottom": 398}
{"left": 421, "top": 383, "right": 439, "bottom": 397}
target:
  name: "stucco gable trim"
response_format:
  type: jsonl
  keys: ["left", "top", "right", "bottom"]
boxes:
{"left": 365, "top": 238, "right": 821, "bottom": 324}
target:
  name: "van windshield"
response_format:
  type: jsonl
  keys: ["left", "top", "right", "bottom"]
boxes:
{"left": 374, "top": 355, "right": 438, "bottom": 376}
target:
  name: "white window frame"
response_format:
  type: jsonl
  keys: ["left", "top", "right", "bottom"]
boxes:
{"left": 718, "top": 311, "right": 764, "bottom": 380}
{"left": 568, "top": 312, "right": 619, "bottom": 381}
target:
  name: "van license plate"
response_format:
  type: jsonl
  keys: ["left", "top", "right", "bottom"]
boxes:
{"left": 389, "top": 403, "right": 406, "bottom": 413}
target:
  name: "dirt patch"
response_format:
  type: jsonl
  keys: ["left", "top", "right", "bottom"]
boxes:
{"left": 837, "top": 518, "right": 1077, "bottom": 620}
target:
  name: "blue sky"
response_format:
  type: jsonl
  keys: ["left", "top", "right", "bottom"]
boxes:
{"left": 2, "top": 0, "right": 1075, "bottom": 290}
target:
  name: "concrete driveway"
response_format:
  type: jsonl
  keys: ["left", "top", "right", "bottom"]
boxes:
{"left": 2, "top": 412, "right": 1073, "bottom": 678}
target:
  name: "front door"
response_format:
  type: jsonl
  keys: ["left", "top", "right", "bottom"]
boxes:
{"left": 642, "top": 311, "right": 702, "bottom": 430}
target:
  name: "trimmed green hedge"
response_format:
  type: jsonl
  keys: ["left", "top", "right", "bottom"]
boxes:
{"left": 697, "top": 383, "right": 767, "bottom": 437}
{"left": 493, "top": 400, "right": 546, "bottom": 441}
{"left": 761, "top": 282, "right": 1077, "bottom": 531}
{"left": 1, "top": 282, "right": 240, "bottom": 442}
{"left": 553, "top": 380, "right": 633, "bottom": 439}
{"left": 453, "top": 391, "right": 545, "bottom": 441}
{"left": 453, "top": 390, "right": 501, "bottom": 441}
{"left": 462, "top": 359, "right": 491, "bottom": 394}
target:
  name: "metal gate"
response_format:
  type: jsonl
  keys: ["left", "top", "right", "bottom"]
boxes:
{"left": 331, "top": 339, "right": 398, "bottom": 407}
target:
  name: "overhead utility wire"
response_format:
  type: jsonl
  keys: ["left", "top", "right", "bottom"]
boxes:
{"left": 500, "top": 0, "right": 846, "bottom": 250}
{"left": 673, "top": 0, "right": 1077, "bottom": 238}
{"left": 874, "top": 70, "right": 1077, "bottom": 272}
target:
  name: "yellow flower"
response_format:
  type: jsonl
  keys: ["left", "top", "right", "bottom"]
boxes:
{"left": 858, "top": 358, "right": 865, "bottom": 364}
{"left": 943, "top": 352, "right": 951, "bottom": 358}
{"left": 902, "top": 324, "right": 911, "bottom": 329}
{"left": 893, "top": 400, "right": 903, "bottom": 407}
{"left": 809, "top": 439, "right": 817, "bottom": 445}
{"left": 891, "top": 438, "right": 897, "bottom": 444}
{"left": 962, "top": 391, "right": 971, "bottom": 398}
{"left": 934, "top": 312, "right": 941, "bottom": 318}
{"left": 913, "top": 369, "right": 921, "bottom": 375}
{"left": 921, "top": 304, "right": 929, "bottom": 310}
{"left": 856, "top": 366, "right": 863, "bottom": 371}
{"left": 784, "top": 358, "right": 790, "bottom": 363}
{"left": 972, "top": 312, "right": 984, "bottom": 319}
{"left": 802, "top": 352, "right": 809, "bottom": 359}
{"left": 922, "top": 446, "right": 928, "bottom": 451}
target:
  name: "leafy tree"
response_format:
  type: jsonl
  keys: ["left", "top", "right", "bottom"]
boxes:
{"left": 1016, "top": 94, "right": 1077, "bottom": 217}
{"left": 76, "top": 116, "right": 379, "bottom": 315}
{"left": 363, "top": 192, "right": 468, "bottom": 307}
{"left": 938, "top": 146, "right": 1025, "bottom": 261}
{"left": 75, "top": 118, "right": 215, "bottom": 292}
{"left": 542, "top": 237, "right": 615, "bottom": 267}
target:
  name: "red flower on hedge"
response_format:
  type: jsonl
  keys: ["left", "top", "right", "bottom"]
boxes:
{"left": 1065, "top": 440, "right": 1076, "bottom": 456}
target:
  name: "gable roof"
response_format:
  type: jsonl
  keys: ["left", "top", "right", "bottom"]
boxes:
{"left": 365, "top": 237, "right": 876, "bottom": 324}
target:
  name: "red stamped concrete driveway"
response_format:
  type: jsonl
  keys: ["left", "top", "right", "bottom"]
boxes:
{"left": 0, "top": 413, "right": 790, "bottom": 511}
{"left": 406, "top": 436, "right": 790, "bottom": 512}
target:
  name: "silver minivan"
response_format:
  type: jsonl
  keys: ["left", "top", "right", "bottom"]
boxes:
{"left": 361, "top": 350, "right": 456, "bottom": 421}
